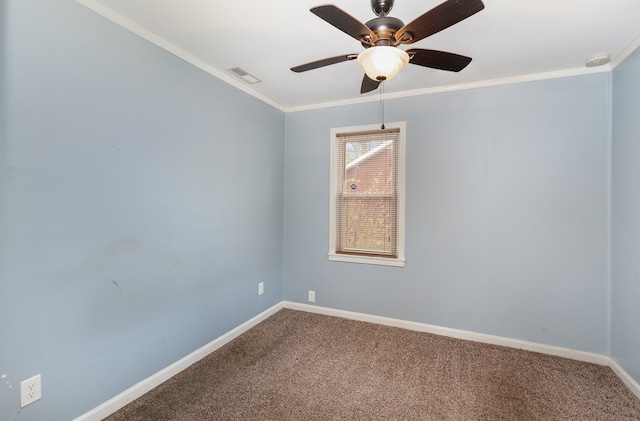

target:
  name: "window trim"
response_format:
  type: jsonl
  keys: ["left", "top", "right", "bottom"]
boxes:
{"left": 328, "top": 121, "right": 406, "bottom": 267}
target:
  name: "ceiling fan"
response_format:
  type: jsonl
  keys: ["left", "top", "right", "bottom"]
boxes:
{"left": 291, "top": 0, "right": 485, "bottom": 93}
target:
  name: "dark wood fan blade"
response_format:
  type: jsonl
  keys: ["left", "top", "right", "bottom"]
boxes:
{"left": 407, "top": 49, "right": 472, "bottom": 72}
{"left": 291, "top": 54, "right": 358, "bottom": 72}
{"left": 395, "top": 0, "right": 484, "bottom": 44}
{"left": 361, "top": 74, "right": 381, "bottom": 93}
{"left": 311, "top": 5, "right": 377, "bottom": 44}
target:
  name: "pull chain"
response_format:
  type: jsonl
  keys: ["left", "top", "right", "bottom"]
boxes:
{"left": 379, "top": 80, "right": 385, "bottom": 129}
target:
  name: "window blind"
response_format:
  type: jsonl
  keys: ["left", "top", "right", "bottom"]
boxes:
{"left": 335, "top": 128, "right": 399, "bottom": 257}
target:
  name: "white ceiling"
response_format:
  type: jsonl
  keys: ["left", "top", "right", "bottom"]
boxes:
{"left": 77, "top": 0, "right": 640, "bottom": 111}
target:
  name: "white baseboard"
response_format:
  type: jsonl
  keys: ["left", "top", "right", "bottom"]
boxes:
{"left": 282, "top": 302, "right": 610, "bottom": 365}
{"left": 76, "top": 300, "right": 640, "bottom": 420}
{"left": 73, "top": 302, "right": 284, "bottom": 421}
{"left": 609, "top": 358, "right": 640, "bottom": 400}
{"left": 283, "top": 301, "right": 640, "bottom": 399}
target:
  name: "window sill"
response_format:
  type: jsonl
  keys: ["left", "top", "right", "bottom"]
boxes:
{"left": 328, "top": 253, "right": 405, "bottom": 267}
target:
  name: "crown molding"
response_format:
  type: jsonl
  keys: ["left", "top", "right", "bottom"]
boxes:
{"left": 611, "top": 33, "right": 640, "bottom": 69}
{"left": 284, "top": 65, "right": 610, "bottom": 112}
{"left": 75, "top": 0, "right": 638, "bottom": 114}
{"left": 74, "top": 0, "right": 287, "bottom": 112}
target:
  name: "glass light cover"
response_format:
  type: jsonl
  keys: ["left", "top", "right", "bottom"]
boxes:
{"left": 357, "top": 46, "right": 410, "bottom": 81}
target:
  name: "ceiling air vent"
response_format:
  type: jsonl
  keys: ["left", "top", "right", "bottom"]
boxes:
{"left": 226, "top": 67, "right": 262, "bottom": 84}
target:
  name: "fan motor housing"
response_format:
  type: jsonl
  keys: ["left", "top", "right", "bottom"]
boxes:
{"left": 364, "top": 16, "right": 404, "bottom": 46}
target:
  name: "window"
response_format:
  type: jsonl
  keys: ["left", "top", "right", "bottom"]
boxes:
{"left": 329, "top": 122, "right": 405, "bottom": 267}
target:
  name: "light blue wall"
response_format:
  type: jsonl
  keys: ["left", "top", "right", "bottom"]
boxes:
{"left": 2, "top": 0, "right": 638, "bottom": 419}
{"left": 0, "top": 1, "right": 285, "bottom": 420}
{"left": 285, "top": 74, "right": 610, "bottom": 354}
{"left": 612, "top": 46, "right": 640, "bottom": 383}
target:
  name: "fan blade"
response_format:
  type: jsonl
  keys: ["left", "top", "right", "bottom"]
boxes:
{"left": 291, "top": 54, "right": 358, "bottom": 73}
{"left": 407, "top": 49, "right": 472, "bottom": 72}
{"left": 311, "top": 5, "right": 377, "bottom": 44}
{"left": 361, "top": 75, "right": 381, "bottom": 93}
{"left": 395, "top": 0, "right": 484, "bottom": 44}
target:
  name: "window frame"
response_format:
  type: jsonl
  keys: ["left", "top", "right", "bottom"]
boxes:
{"left": 328, "top": 121, "right": 406, "bottom": 267}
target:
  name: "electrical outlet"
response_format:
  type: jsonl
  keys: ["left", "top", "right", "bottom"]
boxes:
{"left": 258, "top": 282, "right": 264, "bottom": 296}
{"left": 20, "top": 374, "right": 41, "bottom": 408}
{"left": 308, "top": 290, "right": 316, "bottom": 302}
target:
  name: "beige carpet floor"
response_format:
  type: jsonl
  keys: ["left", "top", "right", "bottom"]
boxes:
{"left": 105, "top": 309, "right": 640, "bottom": 420}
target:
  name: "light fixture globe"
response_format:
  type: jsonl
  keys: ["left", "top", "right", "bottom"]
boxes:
{"left": 357, "top": 46, "right": 410, "bottom": 81}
